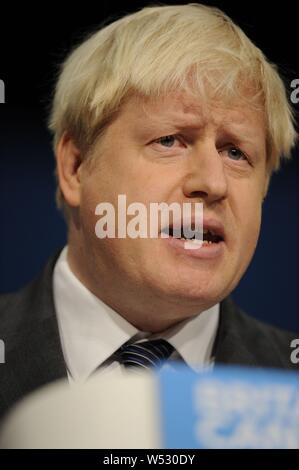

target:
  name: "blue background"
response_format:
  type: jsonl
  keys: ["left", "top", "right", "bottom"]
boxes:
{"left": 0, "top": 1, "right": 298, "bottom": 333}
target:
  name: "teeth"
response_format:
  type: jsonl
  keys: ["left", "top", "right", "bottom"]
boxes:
{"left": 184, "top": 238, "right": 202, "bottom": 250}
{"left": 183, "top": 238, "right": 215, "bottom": 250}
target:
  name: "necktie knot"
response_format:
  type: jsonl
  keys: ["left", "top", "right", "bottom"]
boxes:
{"left": 118, "top": 339, "right": 174, "bottom": 370}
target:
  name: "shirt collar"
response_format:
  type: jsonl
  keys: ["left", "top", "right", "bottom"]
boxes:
{"left": 156, "top": 304, "right": 219, "bottom": 371}
{"left": 54, "top": 247, "right": 138, "bottom": 381}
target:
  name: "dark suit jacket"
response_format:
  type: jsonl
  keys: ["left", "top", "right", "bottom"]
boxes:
{"left": 0, "top": 252, "right": 298, "bottom": 420}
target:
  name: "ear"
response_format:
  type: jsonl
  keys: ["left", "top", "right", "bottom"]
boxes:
{"left": 56, "top": 132, "right": 83, "bottom": 208}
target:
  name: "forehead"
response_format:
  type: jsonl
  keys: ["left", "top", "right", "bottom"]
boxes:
{"left": 120, "top": 91, "right": 266, "bottom": 138}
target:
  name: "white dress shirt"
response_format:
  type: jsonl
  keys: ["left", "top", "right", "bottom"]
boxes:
{"left": 53, "top": 247, "right": 219, "bottom": 382}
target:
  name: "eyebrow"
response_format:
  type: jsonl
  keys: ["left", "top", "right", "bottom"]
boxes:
{"left": 137, "top": 107, "right": 265, "bottom": 146}
{"left": 137, "top": 113, "right": 206, "bottom": 134}
{"left": 218, "top": 122, "right": 264, "bottom": 146}
{"left": 139, "top": 115, "right": 260, "bottom": 140}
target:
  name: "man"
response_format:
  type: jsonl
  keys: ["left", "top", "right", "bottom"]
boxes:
{"left": 0, "top": 3, "right": 298, "bottom": 420}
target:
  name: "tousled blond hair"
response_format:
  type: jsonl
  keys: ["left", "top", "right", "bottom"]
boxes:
{"left": 48, "top": 3, "right": 297, "bottom": 209}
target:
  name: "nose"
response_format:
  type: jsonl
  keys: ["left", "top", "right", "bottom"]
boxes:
{"left": 182, "top": 140, "right": 228, "bottom": 204}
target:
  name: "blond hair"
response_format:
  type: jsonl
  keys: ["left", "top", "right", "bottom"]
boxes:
{"left": 48, "top": 3, "right": 297, "bottom": 208}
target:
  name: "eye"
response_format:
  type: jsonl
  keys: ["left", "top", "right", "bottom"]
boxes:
{"left": 220, "top": 146, "right": 248, "bottom": 162}
{"left": 154, "top": 135, "right": 179, "bottom": 148}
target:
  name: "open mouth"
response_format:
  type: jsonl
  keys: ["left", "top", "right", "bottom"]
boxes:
{"left": 162, "top": 226, "right": 224, "bottom": 246}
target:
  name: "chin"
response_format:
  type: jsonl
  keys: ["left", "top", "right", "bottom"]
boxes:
{"left": 154, "top": 273, "right": 224, "bottom": 306}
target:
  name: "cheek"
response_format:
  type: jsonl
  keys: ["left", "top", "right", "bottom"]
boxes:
{"left": 230, "top": 179, "right": 264, "bottom": 245}
{"left": 237, "top": 194, "right": 263, "bottom": 251}
{"left": 79, "top": 171, "right": 115, "bottom": 245}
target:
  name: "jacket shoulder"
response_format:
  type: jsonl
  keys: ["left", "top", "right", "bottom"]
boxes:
{"left": 0, "top": 252, "right": 66, "bottom": 420}
{"left": 0, "top": 264, "right": 55, "bottom": 350}
{"left": 0, "top": 280, "right": 39, "bottom": 336}
{"left": 216, "top": 297, "right": 299, "bottom": 370}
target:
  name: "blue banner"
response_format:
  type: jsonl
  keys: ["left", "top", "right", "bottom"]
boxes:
{"left": 158, "top": 365, "right": 299, "bottom": 449}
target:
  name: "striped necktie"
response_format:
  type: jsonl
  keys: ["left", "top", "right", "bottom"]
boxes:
{"left": 118, "top": 339, "right": 174, "bottom": 370}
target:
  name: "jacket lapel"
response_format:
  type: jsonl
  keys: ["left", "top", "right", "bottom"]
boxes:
{"left": 213, "top": 296, "right": 258, "bottom": 367}
{"left": 0, "top": 253, "right": 67, "bottom": 418}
